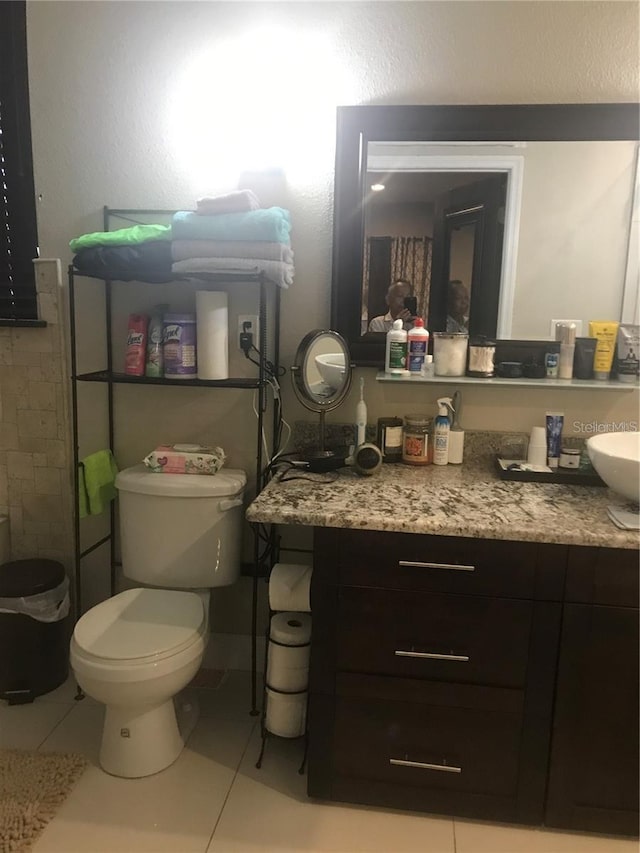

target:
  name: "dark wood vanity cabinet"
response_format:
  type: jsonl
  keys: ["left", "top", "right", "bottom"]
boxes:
{"left": 545, "top": 547, "right": 639, "bottom": 836}
{"left": 308, "top": 529, "right": 639, "bottom": 835}
{"left": 308, "top": 528, "right": 565, "bottom": 824}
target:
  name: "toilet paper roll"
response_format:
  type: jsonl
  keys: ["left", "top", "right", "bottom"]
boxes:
{"left": 265, "top": 687, "right": 307, "bottom": 738}
{"left": 269, "top": 612, "right": 312, "bottom": 647}
{"left": 266, "top": 639, "right": 310, "bottom": 693}
{"left": 195, "top": 291, "right": 228, "bottom": 380}
{"left": 268, "top": 563, "right": 312, "bottom": 612}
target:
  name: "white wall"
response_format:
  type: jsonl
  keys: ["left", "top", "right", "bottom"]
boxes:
{"left": 26, "top": 0, "right": 640, "bottom": 632}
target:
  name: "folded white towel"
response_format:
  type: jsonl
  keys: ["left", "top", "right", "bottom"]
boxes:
{"left": 171, "top": 239, "right": 293, "bottom": 265}
{"left": 196, "top": 190, "right": 260, "bottom": 215}
{"left": 171, "top": 257, "right": 294, "bottom": 289}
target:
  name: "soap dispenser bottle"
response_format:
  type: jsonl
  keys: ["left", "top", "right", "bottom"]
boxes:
{"left": 433, "top": 397, "right": 453, "bottom": 466}
{"left": 448, "top": 390, "right": 464, "bottom": 465}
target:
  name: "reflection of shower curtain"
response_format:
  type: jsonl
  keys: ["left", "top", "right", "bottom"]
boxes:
{"left": 363, "top": 236, "right": 432, "bottom": 332}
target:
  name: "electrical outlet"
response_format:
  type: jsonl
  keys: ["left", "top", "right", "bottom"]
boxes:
{"left": 238, "top": 315, "right": 259, "bottom": 351}
{"left": 550, "top": 319, "right": 583, "bottom": 339}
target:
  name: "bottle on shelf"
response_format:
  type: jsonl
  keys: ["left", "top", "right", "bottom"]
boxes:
{"left": 407, "top": 318, "right": 429, "bottom": 376}
{"left": 385, "top": 319, "right": 409, "bottom": 375}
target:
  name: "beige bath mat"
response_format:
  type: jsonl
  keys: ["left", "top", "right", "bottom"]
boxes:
{"left": 0, "top": 749, "right": 89, "bottom": 852}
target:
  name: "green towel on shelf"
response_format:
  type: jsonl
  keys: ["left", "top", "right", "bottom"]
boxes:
{"left": 78, "top": 450, "right": 118, "bottom": 518}
{"left": 70, "top": 224, "right": 171, "bottom": 254}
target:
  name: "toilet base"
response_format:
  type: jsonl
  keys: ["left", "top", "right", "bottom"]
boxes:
{"left": 100, "top": 699, "right": 185, "bottom": 778}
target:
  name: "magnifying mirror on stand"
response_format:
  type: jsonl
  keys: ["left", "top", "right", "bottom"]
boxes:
{"left": 291, "top": 330, "right": 382, "bottom": 475}
{"left": 291, "top": 329, "right": 353, "bottom": 468}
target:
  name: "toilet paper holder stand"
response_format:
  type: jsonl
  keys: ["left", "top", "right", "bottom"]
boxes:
{"left": 255, "top": 632, "right": 310, "bottom": 774}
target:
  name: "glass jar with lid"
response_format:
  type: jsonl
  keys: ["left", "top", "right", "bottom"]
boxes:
{"left": 467, "top": 336, "right": 496, "bottom": 377}
{"left": 433, "top": 332, "right": 468, "bottom": 377}
{"left": 402, "top": 414, "right": 433, "bottom": 465}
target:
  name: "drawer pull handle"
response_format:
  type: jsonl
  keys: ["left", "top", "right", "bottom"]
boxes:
{"left": 395, "top": 650, "right": 470, "bottom": 662}
{"left": 398, "top": 560, "right": 475, "bottom": 572}
{"left": 390, "top": 758, "right": 462, "bottom": 774}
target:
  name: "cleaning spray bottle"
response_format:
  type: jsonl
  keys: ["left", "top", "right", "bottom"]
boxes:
{"left": 448, "top": 390, "right": 465, "bottom": 465}
{"left": 433, "top": 397, "right": 454, "bottom": 466}
{"left": 355, "top": 376, "right": 367, "bottom": 446}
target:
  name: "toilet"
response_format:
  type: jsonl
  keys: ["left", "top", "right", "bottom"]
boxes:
{"left": 70, "top": 465, "right": 246, "bottom": 778}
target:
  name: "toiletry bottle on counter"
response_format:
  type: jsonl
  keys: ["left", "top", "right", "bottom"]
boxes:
{"left": 448, "top": 391, "right": 464, "bottom": 464}
{"left": 385, "top": 319, "right": 408, "bottom": 374}
{"left": 125, "top": 314, "right": 149, "bottom": 376}
{"left": 407, "top": 318, "right": 429, "bottom": 376}
{"left": 355, "top": 377, "right": 367, "bottom": 446}
{"left": 433, "top": 397, "right": 453, "bottom": 466}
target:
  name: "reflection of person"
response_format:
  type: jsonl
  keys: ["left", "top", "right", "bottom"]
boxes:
{"left": 446, "top": 279, "right": 470, "bottom": 333}
{"left": 368, "top": 279, "right": 415, "bottom": 332}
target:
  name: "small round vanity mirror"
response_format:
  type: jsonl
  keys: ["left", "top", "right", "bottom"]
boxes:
{"left": 291, "top": 330, "right": 353, "bottom": 455}
{"left": 291, "top": 330, "right": 352, "bottom": 411}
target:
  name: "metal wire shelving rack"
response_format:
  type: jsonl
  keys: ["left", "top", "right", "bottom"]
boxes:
{"left": 68, "top": 206, "right": 281, "bottom": 714}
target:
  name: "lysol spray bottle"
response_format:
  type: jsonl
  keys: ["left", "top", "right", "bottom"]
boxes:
{"left": 407, "top": 318, "right": 429, "bottom": 376}
{"left": 385, "top": 319, "right": 409, "bottom": 375}
{"left": 433, "top": 397, "right": 453, "bottom": 465}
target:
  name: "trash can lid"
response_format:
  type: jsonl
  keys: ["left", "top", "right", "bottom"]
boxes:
{"left": 0, "top": 559, "right": 66, "bottom": 598}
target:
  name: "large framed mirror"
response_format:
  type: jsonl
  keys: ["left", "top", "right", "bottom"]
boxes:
{"left": 331, "top": 104, "right": 639, "bottom": 365}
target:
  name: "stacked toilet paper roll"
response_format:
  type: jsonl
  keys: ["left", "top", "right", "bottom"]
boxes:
{"left": 268, "top": 563, "right": 312, "bottom": 612}
{"left": 195, "top": 291, "right": 228, "bottom": 380}
{"left": 265, "top": 611, "right": 311, "bottom": 738}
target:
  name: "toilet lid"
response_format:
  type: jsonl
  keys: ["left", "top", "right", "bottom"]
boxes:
{"left": 73, "top": 588, "right": 205, "bottom": 661}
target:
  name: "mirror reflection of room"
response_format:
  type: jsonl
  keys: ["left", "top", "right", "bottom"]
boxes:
{"left": 358, "top": 140, "right": 638, "bottom": 342}
{"left": 361, "top": 170, "right": 506, "bottom": 337}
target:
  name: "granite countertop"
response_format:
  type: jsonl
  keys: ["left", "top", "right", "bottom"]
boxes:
{"left": 246, "top": 438, "right": 640, "bottom": 550}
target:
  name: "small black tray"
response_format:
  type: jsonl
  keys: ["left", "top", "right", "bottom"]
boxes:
{"left": 495, "top": 456, "right": 606, "bottom": 487}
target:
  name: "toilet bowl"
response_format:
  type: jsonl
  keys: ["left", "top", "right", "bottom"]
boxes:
{"left": 70, "top": 466, "right": 246, "bottom": 778}
{"left": 70, "top": 587, "right": 207, "bottom": 778}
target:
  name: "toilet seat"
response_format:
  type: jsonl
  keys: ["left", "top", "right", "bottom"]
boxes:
{"left": 72, "top": 588, "right": 206, "bottom": 666}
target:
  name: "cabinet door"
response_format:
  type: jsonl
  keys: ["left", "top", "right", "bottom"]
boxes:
{"left": 546, "top": 603, "right": 639, "bottom": 836}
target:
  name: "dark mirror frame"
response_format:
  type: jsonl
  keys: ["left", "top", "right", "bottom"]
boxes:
{"left": 330, "top": 103, "right": 639, "bottom": 366}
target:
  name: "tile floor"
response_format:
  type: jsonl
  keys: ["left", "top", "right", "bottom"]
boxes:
{"left": 1, "top": 672, "right": 637, "bottom": 853}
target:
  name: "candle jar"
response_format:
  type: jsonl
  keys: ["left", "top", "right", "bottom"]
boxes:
{"left": 433, "top": 332, "right": 468, "bottom": 377}
{"left": 467, "top": 336, "right": 496, "bottom": 377}
{"left": 402, "top": 415, "right": 432, "bottom": 465}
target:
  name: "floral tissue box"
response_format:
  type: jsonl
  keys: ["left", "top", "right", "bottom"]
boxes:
{"left": 143, "top": 444, "right": 226, "bottom": 475}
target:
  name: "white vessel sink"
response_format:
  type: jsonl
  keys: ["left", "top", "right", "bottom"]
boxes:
{"left": 315, "top": 352, "right": 346, "bottom": 390}
{"left": 587, "top": 431, "right": 640, "bottom": 503}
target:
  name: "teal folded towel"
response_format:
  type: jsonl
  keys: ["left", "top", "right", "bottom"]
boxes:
{"left": 172, "top": 208, "right": 291, "bottom": 244}
{"left": 78, "top": 450, "right": 118, "bottom": 518}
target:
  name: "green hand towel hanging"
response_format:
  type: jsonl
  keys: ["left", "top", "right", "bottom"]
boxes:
{"left": 78, "top": 450, "right": 118, "bottom": 516}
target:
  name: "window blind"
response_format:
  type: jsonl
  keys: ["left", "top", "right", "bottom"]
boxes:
{"left": 0, "top": 1, "right": 39, "bottom": 321}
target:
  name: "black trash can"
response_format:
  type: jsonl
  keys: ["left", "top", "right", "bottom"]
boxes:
{"left": 0, "top": 559, "right": 70, "bottom": 704}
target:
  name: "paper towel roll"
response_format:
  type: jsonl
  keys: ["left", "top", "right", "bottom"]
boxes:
{"left": 195, "top": 291, "right": 228, "bottom": 380}
{"left": 269, "top": 563, "right": 312, "bottom": 612}
{"left": 269, "top": 612, "right": 312, "bottom": 646}
{"left": 266, "top": 639, "right": 310, "bottom": 693}
{"left": 265, "top": 687, "right": 307, "bottom": 738}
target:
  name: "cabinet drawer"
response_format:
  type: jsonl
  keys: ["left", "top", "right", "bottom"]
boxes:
{"left": 315, "top": 528, "right": 564, "bottom": 600}
{"left": 337, "top": 586, "right": 533, "bottom": 688}
{"left": 333, "top": 695, "right": 522, "bottom": 798}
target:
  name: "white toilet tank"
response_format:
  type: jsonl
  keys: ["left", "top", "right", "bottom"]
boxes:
{"left": 116, "top": 466, "right": 247, "bottom": 589}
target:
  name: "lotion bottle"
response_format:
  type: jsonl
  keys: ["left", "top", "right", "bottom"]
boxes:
{"left": 385, "top": 319, "right": 409, "bottom": 374}
{"left": 433, "top": 397, "right": 453, "bottom": 466}
{"left": 355, "top": 376, "right": 367, "bottom": 446}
